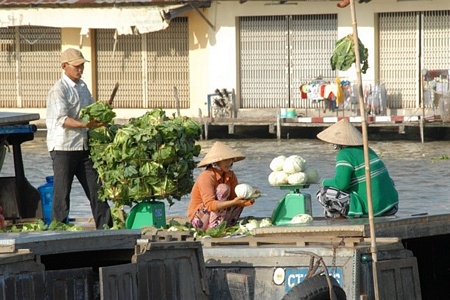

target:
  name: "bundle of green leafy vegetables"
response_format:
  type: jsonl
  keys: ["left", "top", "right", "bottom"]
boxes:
{"left": 330, "top": 34, "right": 369, "bottom": 74}
{"left": 80, "top": 101, "right": 116, "bottom": 124}
{"left": 88, "top": 109, "right": 202, "bottom": 207}
{"left": 6, "top": 220, "right": 83, "bottom": 232}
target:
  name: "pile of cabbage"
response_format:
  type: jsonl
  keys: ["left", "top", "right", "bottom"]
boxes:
{"left": 238, "top": 218, "right": 272, "bottom": 234}
{"left": 167, "top": 217, "right": 273, "bottom": 238}
{"left": 268, "top": 155, "right": 320, "bottom": 186}
{"left": 87, "top": 109, "right": 202, "bottom": 207}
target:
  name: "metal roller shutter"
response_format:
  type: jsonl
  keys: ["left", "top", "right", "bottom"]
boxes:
{"left": 238, "top": 14, "right": 337, "bottom": 109}
{"left": 422, "top": 10, "right": 450, "bottom": 70}
{"left": 19, "top": 27, "right": 61, "bottom": 108}
{"left": 0, "top": 27, "right": 60, "bottom": 108}
{"left": 146, "top": 18, "right": 190, "bottom": 109}
{"left": 379, "top": 12, "right": 419, "bottom": 109}
{"left": 96, "top": 18, "right": 190, "bottom": 109}
{"left": 379, "top": 10, "right": 450, "bottom": 109}
{"left": 0, "top": 28, "right": 16, "bottom": 108}
{"left": 96, "top": 30, "right": 144, "bottom": 108}
{"left": 290, "top": 14, "right": 338, "bottom": 109}
{"left": 239, "top": 15, "right": 289, "bottom": 109}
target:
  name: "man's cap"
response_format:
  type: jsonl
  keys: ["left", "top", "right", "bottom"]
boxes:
{"left": 61, "top": 48, "right": 89, "bottom": 66}
{"left": 197, "top": 141, "right": 246, "bottom": 168}
{"left": 317, "top": 118, "right": 363, "bottom": 146}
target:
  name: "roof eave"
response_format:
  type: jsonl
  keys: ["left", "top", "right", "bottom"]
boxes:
{"left": 0, "top": 0, "right": 211, "bottom": 9}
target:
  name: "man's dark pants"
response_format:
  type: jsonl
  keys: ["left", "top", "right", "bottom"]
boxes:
{"left": 50, "top": 150, "right": 112, "bottom": 229}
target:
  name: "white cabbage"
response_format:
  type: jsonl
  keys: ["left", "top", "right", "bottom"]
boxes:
{"left": 287, "top": 172, "right": 308, "bottom": 185}
{"left": 270, "top": 155, "right": 286, "bottom": 171}
{"left": 268, "top": 171, "right": 289, "bottom": 186}
{"left": 238, "top": 221, "right": 249, "bottom": 234}
{"left": 259, "top": 218, "right": 272, "bottom": 228}
{"left": 244, "top": 219, "right": 260, "bottom": 231}
{"left": 305, "top": 168, "right": 320, "bottom": 184}
{"left": 237, "top": 218, "right": 272, "bottom": 235}
{"left": 283, "top": 155, "right": 307, "bottom": 174}
{"left": 268, "top": 172, "right": 278, "bottom": 185}
{"left": 290, "top": 214, "right": 313, "bottom": 224}
{"left": 235, "top": 183, "right": 254, "bottom": 199}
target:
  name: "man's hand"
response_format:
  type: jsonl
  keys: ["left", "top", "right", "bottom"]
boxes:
{"left": 85, "top": 120, "right": 107, "bottom": 128}
{"left": 63, "top": 116, "right": 106, "bottom": 129}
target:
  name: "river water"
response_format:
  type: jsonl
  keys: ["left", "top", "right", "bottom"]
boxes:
{"left": 1, "top": 131, "right": 449, "bottom": 220}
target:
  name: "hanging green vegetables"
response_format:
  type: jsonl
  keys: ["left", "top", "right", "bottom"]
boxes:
{"left": 330, "top": 34, "right": 369, "bottom": 74}
{"left": 88, "top": 109, "right": 202, "bottom": 207}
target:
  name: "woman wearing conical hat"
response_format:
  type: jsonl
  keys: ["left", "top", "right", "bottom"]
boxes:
{"left": 187, "top": 141, "right": 255, "bottom": 229}
{"left": 316, "top": 119, "right": 399, "bottom": 219}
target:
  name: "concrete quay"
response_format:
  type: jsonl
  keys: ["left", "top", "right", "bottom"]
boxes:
{"left": 3, "top": 107, "right": 450, "bottom": 141}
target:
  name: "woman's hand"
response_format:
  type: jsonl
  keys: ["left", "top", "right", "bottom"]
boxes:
{"left": 233, "top": 197, "right": 255, "bottom": 208}
{"left": 215, "top": 196, "right": 255, "bottom": 210}
{"left": 241, "top": 199, "right": 255, "bottom": 207}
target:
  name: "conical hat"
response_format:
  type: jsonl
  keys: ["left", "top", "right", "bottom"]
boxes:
{"left": 197, "top": 141, "right": 246, "bottom": 168}
{"left": 317, "top": 119, "right": 363, "bottom": 146}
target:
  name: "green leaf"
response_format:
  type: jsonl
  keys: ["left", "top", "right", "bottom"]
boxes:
{"left": 80, "top": 101, "right": 116, "bottom": 123}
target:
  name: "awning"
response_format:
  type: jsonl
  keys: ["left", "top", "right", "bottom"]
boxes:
{"left": 0, "top": 6, "right": 170, "bottom": 35}
{"left": 162, "top": 2, "right": 214, "bottom": 29}
{"left": 162, "top": 2, "right": 210, "bottom": 20}
{"left": 0, "top": 1, "right": 212, "bottom": 34}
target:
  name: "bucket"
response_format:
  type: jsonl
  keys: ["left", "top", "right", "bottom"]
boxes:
{"left": 280, "top": 108, "right": 287, "bottom": 118}
{"left": 38, "top": 176, "right": 53, "bottom": 225}
{"left": 287, "top": 108, "right": 296, "bottom": 118}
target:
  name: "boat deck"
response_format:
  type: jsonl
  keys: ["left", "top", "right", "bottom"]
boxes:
{"left": 254, "top": 213, "right": 450, "bottom": 240}
{"left": 190, "top": 213, "right": 449, "bottom": 248}
{"left": 0, "top": 214, "right": 448, "bottom": 299}
{"left": 0, "top": 213, "right": 448, "bottom": 255}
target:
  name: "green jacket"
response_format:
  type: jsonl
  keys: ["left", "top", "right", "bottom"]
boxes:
{"left": 322, "top": 146, "right": 399, "bottom": 218}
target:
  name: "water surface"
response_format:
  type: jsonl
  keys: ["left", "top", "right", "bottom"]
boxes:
{"left": 1, "top": 133, "right": 449, "bottom": 220}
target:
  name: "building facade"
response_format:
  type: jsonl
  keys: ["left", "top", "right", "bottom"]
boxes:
{"left": 0, "top": 0, "right": 449, "bottom": 121}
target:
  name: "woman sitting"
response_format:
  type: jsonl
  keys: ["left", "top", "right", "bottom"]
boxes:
{"left": 187, "top": 141, "right": 254, "bottom": 229}
{"left": 316, "top": 119, "right": 399, "bottom": 219}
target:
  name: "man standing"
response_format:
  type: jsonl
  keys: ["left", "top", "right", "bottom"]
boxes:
{"left": 46, "top": 48, "right": 112, "bottom": 229}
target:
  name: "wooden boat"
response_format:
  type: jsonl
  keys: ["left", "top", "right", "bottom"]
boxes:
{"left": 1, "top": 112, "right": 449, "bottom": 299}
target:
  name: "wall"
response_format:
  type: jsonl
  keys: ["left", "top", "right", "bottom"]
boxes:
{"left": 1, "top": 1, "right": 448, "bottom": 121}
{"left": 184, "top": 0, "right": 449, "bottom": 118}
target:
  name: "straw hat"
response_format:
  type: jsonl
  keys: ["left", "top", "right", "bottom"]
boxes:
{"left": 317, "top": 119, "right": 363, "bottom": 146}
{"left": 197, "top": 141, "right": 246, "bottom": 168}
